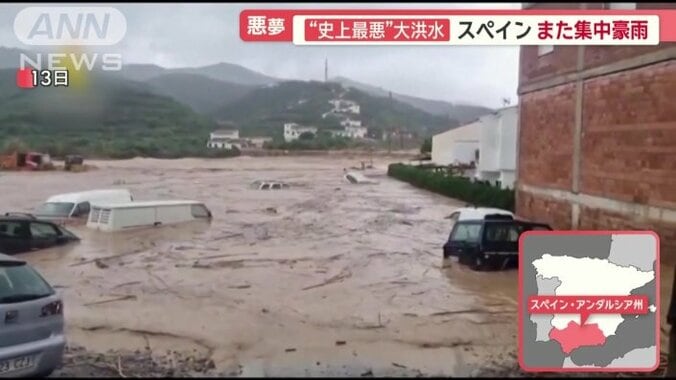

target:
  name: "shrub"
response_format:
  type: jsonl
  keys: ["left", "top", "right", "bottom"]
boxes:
{"left": 387, "top": 163, "right": 515, "bottom": 211}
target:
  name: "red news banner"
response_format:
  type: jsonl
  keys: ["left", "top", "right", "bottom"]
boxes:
{"left": 239, "top": 9, "right": 676, "bottom": 45}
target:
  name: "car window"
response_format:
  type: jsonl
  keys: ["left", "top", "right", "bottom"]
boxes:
{"left": 271, "top": 183, "right": 281, "bottom": 190}
{"left": 261, "top": 184, "right": 270, "bottom": 190}
{"left": 30, "top": 222, "right": 60, "bottom": 238}
{"left": 450, "top": 223, "right": 482, "bottom": 243}
{"left": 0, "top": 263, "right": 54, "bottom": 302}
{"left": 191, "top": 204, "right": 211, "bottom": 218}
{"left": 484, "top": 224, "right": 522, "bottom": 242}
{"left": 0, "top": 221, "right": 29, "bottom": 238}
{"left": 35, "top": 202, "right": 74, "bottom": 217}
{"left": 73, "top": 202, "right": 90, "bottom": 217}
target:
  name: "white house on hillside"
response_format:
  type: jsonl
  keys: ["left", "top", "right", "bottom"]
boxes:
{"left": 340, "top": 119, "right": 362, "bottom": 128}
{"left": 431, "top": 121, "right": 481, "bottom": 167}
{"left": 475, "top": 106, "right": 518, "bottom": 189}
{"left": 284, "top": 123, "right": 318, "bottom": 142}
{"left": 331, "top": 125, "right": 368, "bottom": 139}
{"left": 207, "top": 129, "right": 241, "bottom": 150}
{"left": 329, "top": 99, "right": 360, "bottom": 115}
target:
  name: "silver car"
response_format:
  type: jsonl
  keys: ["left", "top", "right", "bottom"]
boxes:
{"left": 0, "top": 253, "right": 65, "bottom": 378}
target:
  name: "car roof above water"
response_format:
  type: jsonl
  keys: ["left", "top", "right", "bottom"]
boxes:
{"left": 451, "top": 207, "right": 514, "bottom": 221}
{"left": 46, "top": 189, "right": 132, "bottom": 204}
{"left": 91, "top": 200, "right": 203, "bottom": 209}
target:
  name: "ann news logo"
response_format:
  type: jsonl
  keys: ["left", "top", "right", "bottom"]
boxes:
{"left": 13, "top": 7, "right": 127, "bottom": 89}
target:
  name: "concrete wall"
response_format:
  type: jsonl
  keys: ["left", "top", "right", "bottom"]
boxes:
{"left": 479, "top": 114, "right": 500, "bottom": 172}
{"left": 498, "top": 107, "right": 518, "bottom": 171}
{"left": 453, "top": 141, "right": 480, "bottom": 165}
{"left": 517, "top": 2, "right": 676, "bottom": 261}
{"left": 431, "top": 122, "right": 481, "bottom": 166}
{"left": 479, "top": 106, "right": 518, "bottom": 173}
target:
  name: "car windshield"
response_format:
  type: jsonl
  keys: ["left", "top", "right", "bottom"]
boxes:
{"left": 35, "top": 202, "right": 75, "bottom": 217}
{"left": 57, "top": 225, "right": 79, "bottom": 239}
{"left": 0, "top": 262, "right": 54, "bottom": 304}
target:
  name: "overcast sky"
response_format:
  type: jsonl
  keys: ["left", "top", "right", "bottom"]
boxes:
{"left": 0, "top": 2, "right": 522, "bottom": 108}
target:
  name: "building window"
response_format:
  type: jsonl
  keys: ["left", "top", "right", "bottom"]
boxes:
{"left": 608, "top": 2, "right": 636, "bottom": 9}
{"left": 538, "top": 45, "right": 554, "bottom": 56}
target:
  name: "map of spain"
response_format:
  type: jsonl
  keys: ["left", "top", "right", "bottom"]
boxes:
{"left": 519, "top": 232, "right": 659, "bottom": 372}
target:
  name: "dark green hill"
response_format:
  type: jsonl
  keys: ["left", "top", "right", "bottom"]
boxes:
{"left": 145, "top": 73, "right": 256, "bottom": 114}
{"left": 0, "top": 69, "right": 231, "bottom": 159}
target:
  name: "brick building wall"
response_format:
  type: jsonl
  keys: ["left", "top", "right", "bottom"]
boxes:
{"left": 516, "top": 3, "right": 676, "bottom": 262}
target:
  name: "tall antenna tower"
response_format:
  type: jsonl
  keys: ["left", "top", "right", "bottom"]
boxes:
{"left": 324, "top": 57, "right": 328, "bottom": 82}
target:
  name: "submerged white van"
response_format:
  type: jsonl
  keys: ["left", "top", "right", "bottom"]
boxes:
{"left": 86, "top": 200, "right": 212, "bottom": 232}
{"left": 35, "top": 189, "right": 133, "bottom": 221}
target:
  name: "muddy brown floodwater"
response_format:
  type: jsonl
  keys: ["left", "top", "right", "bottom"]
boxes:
{"left": 1, "top": 156, "right": 666, "bottom": 377}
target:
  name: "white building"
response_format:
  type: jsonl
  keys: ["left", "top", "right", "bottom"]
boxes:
{"left": 329, "top": 99, "right": 360, "bottom": 115}
{"left": 345, "top": 125, "right": 367, "bottom": 138}
{"left": 284, "top": 123, "right": 318, "bottom": 142}
{"left": 340, "top": 118, "right": 362, "bottom": 128}
{"left": 207, "top": 139, "right": 241, "bottom": 150}
{"left": 331, "top": 125, "right": 368, "bottom": 139}
{"left": 431, "top": 121, "right": 481, "bottom": 167}
{"left": 475, "top": 106, "right": 518, "bottom": 189}
{"left": 207, "top": 129, "right": 241, "bottom": 150}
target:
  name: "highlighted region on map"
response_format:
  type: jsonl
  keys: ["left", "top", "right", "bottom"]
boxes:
{"left": 518, "top": 231, "right": 660, "bottom": 373}
{"left": 549, "top": 321, "right": 606, "bottom": 354}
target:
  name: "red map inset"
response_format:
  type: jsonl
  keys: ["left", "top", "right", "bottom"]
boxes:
{"left": 549, "top": 321, "right": 607, "bottom": 354}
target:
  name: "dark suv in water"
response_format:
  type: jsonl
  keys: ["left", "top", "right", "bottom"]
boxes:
{"left": 443, "top": 217, "right": 552, "bottom": 271}
{"left": 0, "top": 213, "right": 80, "bottom": 255}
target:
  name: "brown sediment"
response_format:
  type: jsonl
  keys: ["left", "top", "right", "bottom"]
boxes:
{"left": 2, "top": 156, "right": 668, "bottom": 377}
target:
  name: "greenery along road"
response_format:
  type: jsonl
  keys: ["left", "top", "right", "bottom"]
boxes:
{"left": 387, "top": 163, "right": 515, "bottom": 211}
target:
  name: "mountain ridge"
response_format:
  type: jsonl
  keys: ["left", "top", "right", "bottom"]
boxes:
{"left": 0, "top": 46, "right": 492, "bottom": 133}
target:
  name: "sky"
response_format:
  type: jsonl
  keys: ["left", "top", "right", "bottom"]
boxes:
{"left": 0, "top": 2, "right": 522, "bottom": 109}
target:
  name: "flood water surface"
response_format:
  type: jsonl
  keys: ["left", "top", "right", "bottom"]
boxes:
{"left": 0, "top": 156, "right": 520, "bottom": 376}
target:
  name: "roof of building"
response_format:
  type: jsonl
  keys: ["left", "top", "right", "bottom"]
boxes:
{"left": 433, "top": 120, "right": 481, "bottom": 141}
{"left": 212, "top": 129, "right": 239, "bottom": 134}
{"left": 289, "top": 125, "right": 317, "bottom": 131}
{"left": 209, "top": 138, "right": 240, "bottom": 143}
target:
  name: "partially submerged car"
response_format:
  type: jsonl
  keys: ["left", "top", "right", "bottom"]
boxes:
{"left": 250, "top": 180, "right": 290, "bottom": 190}
{"left": 0, "top": 253, "right": 65, "bottom": 377}
{"left": 34, "top": 189, "right": 133, "bottom": 222}
{"left": 87, "top": 200, "right": 212, "bottom": 232}
{"left": 0, "top": 214, "right": 80, "bottom": 255}
{"left": 443, "top": 213, "right": 552, "bottom": 271}
{"left": 344, "top": 171, "right": 378, "bottom": 185}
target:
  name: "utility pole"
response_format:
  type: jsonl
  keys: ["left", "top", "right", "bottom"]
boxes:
{"left": 388, "top": 129, "right": 392, "bottom": 154}
{"left": 324, "top": 57, "right": 328, "bottom": 83}
{"left": 388, "top": 91, "right": 393, "bottom": 153}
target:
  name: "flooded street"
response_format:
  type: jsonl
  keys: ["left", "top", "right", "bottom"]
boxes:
{"left": 0, "top": 156, "right": 527, "bottom": 376}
